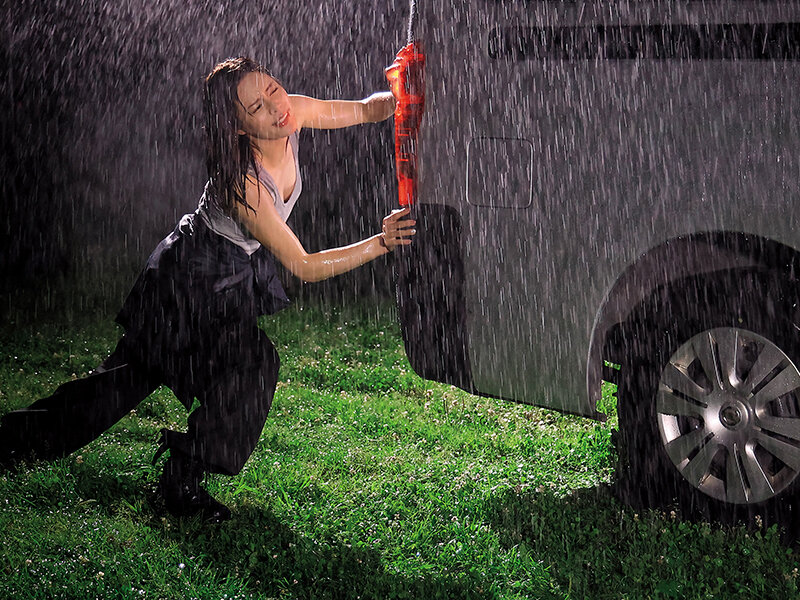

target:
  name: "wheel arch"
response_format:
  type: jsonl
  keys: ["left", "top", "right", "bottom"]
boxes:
{"left": 587, "top": 232, "right": 800, "bottom": 416}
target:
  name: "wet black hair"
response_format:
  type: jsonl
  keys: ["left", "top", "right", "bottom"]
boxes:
{"left": 203, "top": 56, "right": 274, "bottom": 216}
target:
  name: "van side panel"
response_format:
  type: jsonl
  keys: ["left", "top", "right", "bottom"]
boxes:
{"left": 413, "top": 1, "right": 800, "bottom": 417}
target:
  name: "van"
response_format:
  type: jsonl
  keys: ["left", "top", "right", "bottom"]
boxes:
{"left": 388, "top": 0, "right": 800, "bottom": 533}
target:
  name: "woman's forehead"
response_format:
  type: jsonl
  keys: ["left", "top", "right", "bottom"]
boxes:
{"left": 237, "top": 71, "right": 277, "bottom": 104}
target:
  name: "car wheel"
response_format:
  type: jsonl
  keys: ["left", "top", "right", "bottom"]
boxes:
{"left": 615, "top": 269, "right": 800, "bottom": 537}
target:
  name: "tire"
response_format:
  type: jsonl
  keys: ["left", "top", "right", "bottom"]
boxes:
{"left": 615, "top": 268, "right": 800, "bottom": 539}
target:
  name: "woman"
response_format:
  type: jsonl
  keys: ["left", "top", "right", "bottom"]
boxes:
{"left": 0, "top": 57, "right": 415, "bottom": 522}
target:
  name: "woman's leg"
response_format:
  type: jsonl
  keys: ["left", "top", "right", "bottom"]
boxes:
{"left": 156, "top": 326, "right": 280, "bottom": 520}
{"left": 0, "top": 337, "right": 161, "bottom": 463}
{"left": 162, "top": 326, "right": 280, "bottom": 475}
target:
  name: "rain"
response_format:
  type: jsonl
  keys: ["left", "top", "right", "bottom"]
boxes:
{"left": 3, "top": 0, "right": 800, "bottom": 596}
{"left": 2, "top": 0, "right": 406, "bottom": 318}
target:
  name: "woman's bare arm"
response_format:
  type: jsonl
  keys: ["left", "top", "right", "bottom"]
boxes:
{"left": 289, "top": 93, "right": 395, "bottom": 130}
{"left": 235, "top": 177, "right": 414, "bottom": 283}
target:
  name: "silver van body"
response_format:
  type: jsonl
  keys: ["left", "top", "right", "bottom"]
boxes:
{"left": 395, "top": 1, "right": 800, "bottom": 527}
{"left": 398, "top": 0, "right": 800, "bottom": 418}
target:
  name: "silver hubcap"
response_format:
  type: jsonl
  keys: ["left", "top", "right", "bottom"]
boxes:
{"left": 656, "top": 328, "right": 800, "bottom": 504}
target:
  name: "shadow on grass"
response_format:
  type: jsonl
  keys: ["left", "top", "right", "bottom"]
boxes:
{"left": 68, "top": 466, "right": 489, "bottom": 600}
{"left": 483, "top": 484, "right": 795, "bottom": 600}
{"left": 153, "top": 502, "right": 492, "bottom": 600}
{"left": 484, "top": 484, "right": 690, "bottom": 598}
{"left": 12, "top": 459, "right": 797, "bottom": 599}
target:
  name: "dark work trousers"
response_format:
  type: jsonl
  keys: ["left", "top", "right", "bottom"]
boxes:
{"left": 160, "top": 326, "right": 281, "bottom": 475}
{"left": 0, "top": 329, "right": 280, "bottom": 476}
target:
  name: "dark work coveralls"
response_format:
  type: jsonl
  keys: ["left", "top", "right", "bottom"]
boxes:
{"left": 0, "top": 211, "right": 290, "bottom": 476}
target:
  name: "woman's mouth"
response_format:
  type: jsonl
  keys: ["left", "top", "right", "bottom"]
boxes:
{"left": 275, "top": 111, "right": 290, "bottom": 128}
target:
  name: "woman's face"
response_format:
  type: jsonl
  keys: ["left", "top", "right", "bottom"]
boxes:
{"left": 235, "top": 71, "right": 296, "bottom": 140}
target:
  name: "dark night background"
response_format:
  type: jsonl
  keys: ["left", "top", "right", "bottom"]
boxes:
{"left": 1, "top": 0, "right": 409, "bottom": 322}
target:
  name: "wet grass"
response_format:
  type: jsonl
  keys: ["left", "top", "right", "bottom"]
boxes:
{"left": 0, "top": 300, "right": 798, "bottom": 599}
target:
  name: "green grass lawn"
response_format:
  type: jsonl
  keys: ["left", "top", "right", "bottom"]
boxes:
{"left": 0, "top": 301, "right": 798, "bottom": 599}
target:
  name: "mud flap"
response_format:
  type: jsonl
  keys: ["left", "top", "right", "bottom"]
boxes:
{"left": 394, "top": 204, "right": 475, "bottom": 393}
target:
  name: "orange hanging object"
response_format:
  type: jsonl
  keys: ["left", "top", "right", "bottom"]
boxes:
{"left": 385, "top": 42, "right": 425, "bottom": 206}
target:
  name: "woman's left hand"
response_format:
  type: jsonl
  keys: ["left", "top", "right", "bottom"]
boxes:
{"left": 362, "top": 91, "right": 397, "bottom": 122}
{"left": 381, "top": 207, "right": 416, "bottom": 251}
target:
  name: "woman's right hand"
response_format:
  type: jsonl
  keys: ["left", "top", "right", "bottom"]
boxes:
{"left": 381, "top": 207, "right": 416, "bottom": 251}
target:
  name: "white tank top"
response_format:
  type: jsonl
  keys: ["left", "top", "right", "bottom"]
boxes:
{"left": 198, "top": 131, "right": 302, "bottom": 255}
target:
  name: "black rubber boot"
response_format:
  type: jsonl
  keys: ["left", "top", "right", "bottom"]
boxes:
{"left": 155, "top": 443, "right": 231, "bottom": 523}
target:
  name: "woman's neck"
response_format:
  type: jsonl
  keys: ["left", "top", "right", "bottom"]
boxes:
{"left": 251, "top": 135, "right": 290, "bottom": 168}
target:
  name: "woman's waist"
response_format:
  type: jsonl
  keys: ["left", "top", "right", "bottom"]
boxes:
{"left": 196, "top": 190, "right": 261, "bottom": 255}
